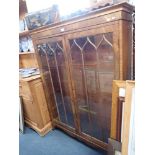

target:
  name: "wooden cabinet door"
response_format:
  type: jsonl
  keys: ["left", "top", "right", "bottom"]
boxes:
{"left": 65, "top": 25, "right": 119, "bottom": 143}
{"left": 36, "top": 37, "right": 76, "bottom": 129}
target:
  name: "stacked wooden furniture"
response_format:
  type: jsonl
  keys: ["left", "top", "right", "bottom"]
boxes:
{"left": 30, "top": 2, "right": 134, "bottom": 150}
{"left": 19, "top": 0, "right": 38, "bottom": 68}
{"left": 19, "top": 0, "right": 52, "bottom": 136}
{"left": 108, "top": 80, "right": 135, "bottom": 155}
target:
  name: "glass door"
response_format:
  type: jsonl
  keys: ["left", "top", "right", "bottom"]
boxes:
{"left": 36, "top": 38, "right": 75, "bottom": 129}
{"left": 36, "top": 42, "right": 57, "bottom": 118}
{"left": 66, "top": 27, "right": 116, "bottom": 143}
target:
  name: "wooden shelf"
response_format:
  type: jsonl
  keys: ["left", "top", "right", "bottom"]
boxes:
{"left": 19, "top": 51, "right": 35, "bottom": 55}
{"left": 20, "top": 74, "right": 41, "bottom": 82}
{"left": 19, "top": 30, "right": 29, "bottom": 37}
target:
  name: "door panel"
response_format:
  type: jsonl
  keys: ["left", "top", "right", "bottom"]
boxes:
{"left": 36, "top": 44, "right": 57, "bottom": 118}
{"left": 37, "top": 39, "right": 75, "bottom": 129}
{"left": 67, "top": 29, "right": 115, "bottom": 143}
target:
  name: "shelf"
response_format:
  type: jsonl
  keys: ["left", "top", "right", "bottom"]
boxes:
{"left": 72, "top": 61, "right": 113, "bottom": 67}
{"left": 19, "top": 51, "right": 35, "bottom": 55}
{"left": 19, "top": 30, "right": 29, "bottom": 37}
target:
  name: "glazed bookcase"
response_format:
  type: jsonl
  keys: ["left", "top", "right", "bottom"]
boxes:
{"left": 30, "top": 2, "right": 134, "bottom": 150}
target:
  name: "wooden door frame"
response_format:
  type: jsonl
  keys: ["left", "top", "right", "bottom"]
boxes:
{"left": 121, "top": 81, "right": 135, "bottom": 155}
{"left": 110, "top": 80, "right": 135, "bottom": 155}
{"left": 110, "top": 80, "right": 126, "bottom": 140}
{"left": 33, "top": 37, "right": 78, "bottom": 131}
{"left": 64, "top": 24, "right": 120, "bottom": 143}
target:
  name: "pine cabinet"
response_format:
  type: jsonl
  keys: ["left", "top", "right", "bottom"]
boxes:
{"left": 30, "top": 2, "right": 134, "bottom": 150}
{"left": 19, "top": 75, "right": 53, "bottom": 136}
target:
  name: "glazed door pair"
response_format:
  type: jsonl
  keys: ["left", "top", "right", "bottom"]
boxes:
{"left": 37, "top": 25, "right": 117, "bottom": 144}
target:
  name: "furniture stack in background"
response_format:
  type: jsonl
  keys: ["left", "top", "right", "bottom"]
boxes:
{"left": 19, "top": 0, "right": 53, "bottom": 136}
{"left": 19, "top": 0, "right": 38, "bottom": 68}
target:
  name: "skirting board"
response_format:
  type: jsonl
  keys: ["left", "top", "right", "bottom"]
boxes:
{"left": 25, "top": 119, "right": 53, "bottom": 136}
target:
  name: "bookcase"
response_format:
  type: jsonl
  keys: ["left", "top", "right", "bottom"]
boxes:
{"left": 30, "top": 2, "right": 134, "bottom": 150}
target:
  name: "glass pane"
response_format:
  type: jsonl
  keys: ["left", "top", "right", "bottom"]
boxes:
{"left": 69, "top": 32, "right": 114, "bottom": 143}
{"left": 70, "top": 39, "right": 91, "bottom": 135}
{"left": 37, "top": 45, "right": 48, "bottom": 72}
{"left": 46, "top": 42, "right": 75, "bottom": 128}
{"left": 37, "top": 45, "right": 58, "bottom": 119}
